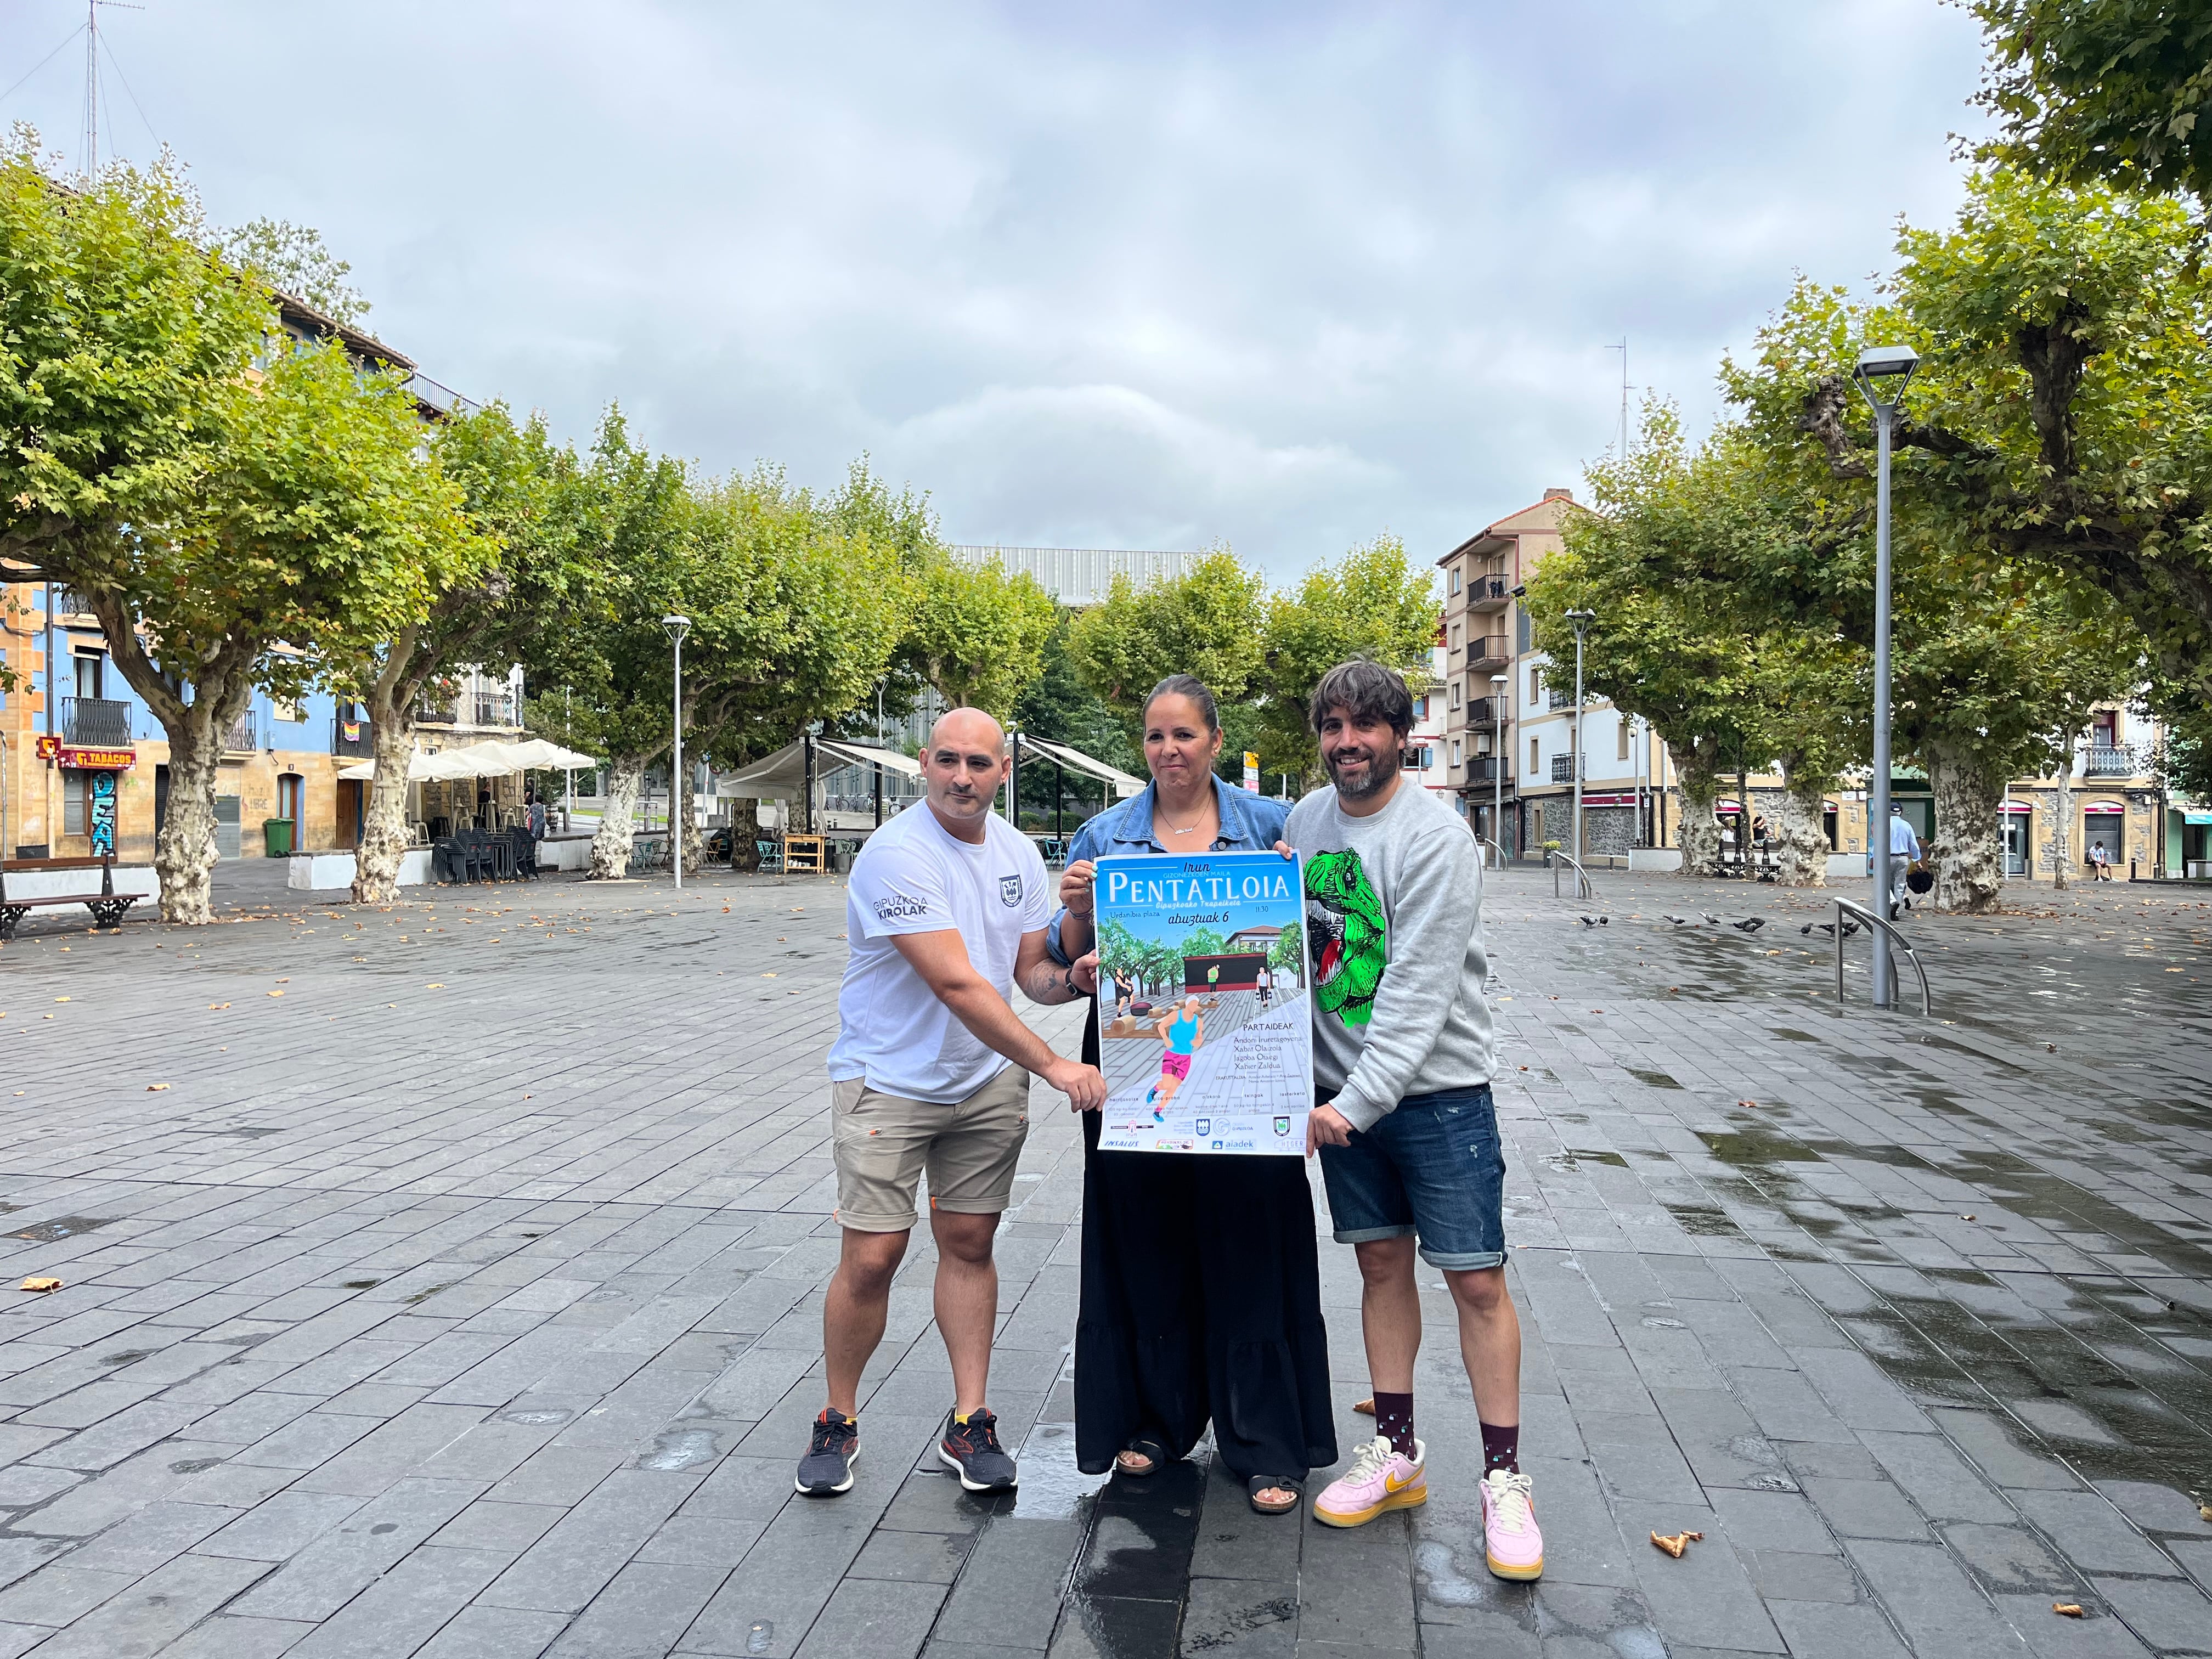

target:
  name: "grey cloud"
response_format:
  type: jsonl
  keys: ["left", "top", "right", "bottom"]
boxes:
{"left": 3, "top": 0, "right": 1990, "bottom": 575}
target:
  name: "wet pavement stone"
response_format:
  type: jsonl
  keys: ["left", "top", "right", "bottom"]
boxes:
{"left": 0, "top": 864, "right": 2208, "bottom": 1655}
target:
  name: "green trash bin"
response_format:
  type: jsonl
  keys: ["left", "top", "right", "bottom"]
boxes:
{"left": 262, "top": 817, "right": 294, "bottom": 857}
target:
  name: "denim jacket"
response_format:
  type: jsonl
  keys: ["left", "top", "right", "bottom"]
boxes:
{"left": 1043, "top": 775, "right": 1292, "bottom": 966}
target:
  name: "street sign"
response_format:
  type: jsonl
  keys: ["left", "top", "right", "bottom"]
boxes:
{"left": 1242, "top": 751, "right": 1259, "bottom": 793}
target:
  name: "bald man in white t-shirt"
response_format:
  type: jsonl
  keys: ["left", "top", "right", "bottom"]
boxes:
{"left": 801, "top": 708, "right": 1105, "bottom": 1500}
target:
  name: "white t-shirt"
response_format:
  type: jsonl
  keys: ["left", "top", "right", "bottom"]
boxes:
{"left": 827, "top": 804, "right": 1052, "bottom": 1103}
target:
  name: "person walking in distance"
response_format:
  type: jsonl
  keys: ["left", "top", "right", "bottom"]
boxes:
{"left": 1887, "top": 809, "right": 1922, "bottom": 917}
{"left": 1289, "top": 660, "right": 1542, "bottom": 1582}
{"left": 800, "top": 708, "right": 1107, "bottom": 1498}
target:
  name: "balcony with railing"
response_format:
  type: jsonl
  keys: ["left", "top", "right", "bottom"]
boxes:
{"left": 1463, "top": 696, "right": 1511, "bottom": 728}
{"left": 1465, "top": 635, "right": 1511, "bottom": 672}
{"left": 332, "top": 714, "right": 374, "bottom": 758}
{"left": 1464, "top": 756, "right": 1510, "bottom": 784}
{"left": 416, "top": 684, "right": 520, "bottom": 730}
{"left": 2083, "top": 743, "right": 2137, "bottom": 778}
{"left": 221, "top": 710, "right": 259, "bottom": 754}
{"left": 1547, "top": 686, "right": 1578, "bottom": 710}
{"left": 1550, "top": 753, "right": 1584, "bottom": 783}
{"left": 1466, "top": 572, "right": 1510, "bottom": 610}
{"left": 60, "top": 696, "right": 132, "bottom": 747}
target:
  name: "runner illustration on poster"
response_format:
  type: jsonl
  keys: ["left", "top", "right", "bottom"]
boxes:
{"left": 1092, "top": 850, "right": 1312, "bottom": 1155}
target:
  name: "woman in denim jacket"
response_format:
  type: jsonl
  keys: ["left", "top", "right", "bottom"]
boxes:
{"left": 1048, "top": 675, "right": 1335, "bottom": 1515}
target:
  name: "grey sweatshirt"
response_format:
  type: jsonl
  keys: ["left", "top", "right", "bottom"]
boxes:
{"left": 1286, "top": 778, "right": 1496, "bottom": 1131}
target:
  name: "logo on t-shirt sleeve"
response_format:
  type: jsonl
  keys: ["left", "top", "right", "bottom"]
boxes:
{"left": 872, "top": 892, "right": 932, "bottom": 923}
{"left": 999, "top": 873, "right": 1023, "bottom": 907}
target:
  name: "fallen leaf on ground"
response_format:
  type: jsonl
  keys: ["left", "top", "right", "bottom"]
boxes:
{"left": 18, "top": 1278, "right": 61, "bottom": 1294}
{"left": 267, "top": 990, "right": 284, "bottom": 998}
{"left": 426, "top": 983, "right": 445, "bottom": 990}
{"left": 208, "top": 1003, "right": 230, "bottom": 1010}
{"left": 1353, "top": 1398, "right": 1375, "bottom": 1415}
{"left": 1650, "top": 1531, "right": 1703, "bottom": 1558}
{"left": 145, "top": 1084, "right": 169, "bottom": 1092}
{"left": 2052, "top": 1604, "right": 2084, "bottom": 1618}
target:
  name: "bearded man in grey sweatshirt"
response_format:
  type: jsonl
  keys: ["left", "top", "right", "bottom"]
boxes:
{"left": 1289, "top": 659, "right": 1542, "bottom": 1582}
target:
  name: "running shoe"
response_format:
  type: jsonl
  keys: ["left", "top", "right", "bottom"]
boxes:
{"left": 938, "top": 1407, "right": 1018, "bottom": 1492}
{"left": 1312, "top": 1435, "right": 1426, "bottom": 1527}
{"left": 1480, "top": 1467, "right": 1543, "bottom": 1580}
{"left": 795, "top": 1408, "right": 859, "bottom": 1496}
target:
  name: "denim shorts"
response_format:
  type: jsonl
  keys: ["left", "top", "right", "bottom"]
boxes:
{"left": 1317, "top": 1084, "right": 1505, "bottom": 1270}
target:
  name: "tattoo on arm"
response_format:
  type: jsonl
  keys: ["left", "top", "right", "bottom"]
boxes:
{"left": 1019, "top": 960, "right": 1070, "bottom": 1005}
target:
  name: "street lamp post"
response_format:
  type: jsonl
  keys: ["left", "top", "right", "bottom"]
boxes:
{"left": 1565, "top": 609, "right": 1595, "bottom": 868}
{"left": 1852, "top": 345, "right": 1918, "bottom": 1009}
{"left": 663, "top": 615, "right": 690, "bottom": 890}
{"left": 1490, "top": 672, "right": 1509, "bottom": 867}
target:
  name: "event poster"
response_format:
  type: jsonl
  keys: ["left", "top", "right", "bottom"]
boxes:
{"left": 1092, "top": 850, "right": 1312, "bottom": 1155}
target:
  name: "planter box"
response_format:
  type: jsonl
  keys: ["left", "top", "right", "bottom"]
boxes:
{"left": 286, "top": 850, "right": 433, "bottom": 891}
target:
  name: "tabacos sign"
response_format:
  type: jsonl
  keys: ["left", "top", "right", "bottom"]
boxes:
{"left": 32, "top": 737, "right": 134, "bottom": 770}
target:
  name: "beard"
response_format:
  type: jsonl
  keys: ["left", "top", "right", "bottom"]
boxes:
{"left": 1327, "top": 742, "right": 1400, "bottom": 800}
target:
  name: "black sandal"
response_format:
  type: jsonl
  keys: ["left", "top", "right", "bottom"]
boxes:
{"left": 1247, "top": 1475, "right": 1301, "bottom": 1515}
{"left": 1115, "top": 1435, "right": 1171, "bottom": 1477}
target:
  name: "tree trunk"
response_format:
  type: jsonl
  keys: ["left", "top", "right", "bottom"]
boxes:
{"left": 1771, "top": 758, "right": 1830, "bottom": 887}
{"left": 676, "top": 763, "right": 704, "bottom": 875}
{"left": 589, "top": 754, "right": 645, "bottom": 879}
{"left": 728, "top": 798, "right": 761, "bottom": 872}
{"left": 1677, "top": 750, "right": 1722, "bottom": 876}
{"left": 352, "top": 703, "right": 417, "bottom": 904}
{"left": 2047, "top": 739, "right": 2073, "bottom": 890}
{"left": 1923, "top": 736, "right": 2005, "bottom": 914}
{"left": 152, "top": 703, "right": 230, "bottom": 926}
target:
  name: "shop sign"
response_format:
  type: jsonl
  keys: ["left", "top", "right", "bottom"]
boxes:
{"left": 33, "top": 734, "right": 59, "bottom": 761}
{"left": 59, "top": 746, "right": 134, "bottom": 771}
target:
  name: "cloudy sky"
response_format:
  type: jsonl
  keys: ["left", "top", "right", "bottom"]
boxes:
{"left": 3, "top": 1, "right": 1990, "bottom": 578}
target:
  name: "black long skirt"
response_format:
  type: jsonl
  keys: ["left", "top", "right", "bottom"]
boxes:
{"left": 1073, "top": 1012, "right": 1339, "bottom": 1483}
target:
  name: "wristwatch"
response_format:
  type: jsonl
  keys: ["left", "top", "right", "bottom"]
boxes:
{"left": 1064, "top": 968, "right": 1081, "bottom": 1001}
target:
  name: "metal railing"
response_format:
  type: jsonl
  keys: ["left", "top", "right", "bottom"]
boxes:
{"left": 405, "top": 373, "right": 483, "bottom": 419}
{"left": 331, "top": 715, "right": 374, "bottom": 758}
{"left": 1464, "top": 756, "right": 1509, "bottom": 783}
{"left": 221, "top": 710, "right": 258, "bottom": 753}
{"left": 1464, "top": 696, "right": 1510, "bottom": 726}
{"left": 60, "top": 697, "right": 131, "bottom": 746}
{"left": 1466, "top": 637, "right": 1511, "bottom": 669}
{"left": 1831, "top": 897, "right": 1931, "bottom": 1017}
{"left": 1477, "top": 834, "right": 1508, "bottom": 870}
{"left": 2083, "top": 744, "right": 2136, "bottom": 778}
{"left": 1549, "top": 754, "right": 1584, "bottom": 783}
{"left": 1467, "top": 574, "right": 1510, "bottom": 605}
{"left": 1549, "top": 849, "right": 1596, "bottom": 901}
{"left": 1547, "top": 686, "right": 1576, "bottom": 710}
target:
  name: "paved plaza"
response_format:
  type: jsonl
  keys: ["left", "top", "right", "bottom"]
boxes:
{"left": 0, "top": 862, "right": 2207, "bottom": 1657}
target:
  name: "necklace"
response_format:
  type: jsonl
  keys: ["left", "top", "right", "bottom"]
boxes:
{"left": 1157, "top": 797, "right": 1215, "bottom": 838}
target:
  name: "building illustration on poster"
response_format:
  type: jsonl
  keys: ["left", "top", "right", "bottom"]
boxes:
{"left": 1092, "top": 850, "right": 1312, "bottom": 1155}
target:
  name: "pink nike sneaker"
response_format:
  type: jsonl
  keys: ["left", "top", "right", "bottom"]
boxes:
{"left": 1312, "top": 1435, "right": 1427, "bottom": 1528}
{"left": 1480, "top": 1467, "right": 1543, "bottom": 1579}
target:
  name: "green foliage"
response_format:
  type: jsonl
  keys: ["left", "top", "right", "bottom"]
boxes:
{"left": 1267, "top": 919, "right": 1305, "bottom": 984}
{"left": 1067, "top": 537, "right": 1435, "bottom": 781}
{"left": 1066, "top": 550, "right": 1268, "bottom": 720}
{"left": 223, "top": 217, "right": 369, "bottom": 326}
{"left": 1966, "top": 0, "right": 2212, "bottom": 207}
{"left": 1256, "top": 534, "right": 1438, "bottom": 772}
{"left": 900, "top": 554, "right": 1057, "bottom": 716}
{"left": 0, "top": 135, "right": 270, "bottom": 577}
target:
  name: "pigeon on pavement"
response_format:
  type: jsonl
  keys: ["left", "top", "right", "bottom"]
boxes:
{"left": 1731, "top": 917, "right": 1766, "bottom": 933}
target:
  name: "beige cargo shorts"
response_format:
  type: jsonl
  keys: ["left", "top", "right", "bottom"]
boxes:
{"left": 830, "top": 1066, "right": 1032, "bottom": 1233}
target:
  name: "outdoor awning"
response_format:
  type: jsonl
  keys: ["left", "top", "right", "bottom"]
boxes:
{"left": 1018, "top": 734, "right": 1145, "bottom": 798}
{"left": 2186, "top": 809, "right": 2212, "bottom": 825}
{"left": 500, "top": 738, "right": 600, "bottom": 771}
{"left": 2002, "top": 801, "right": 2034, "bottom": 812}
{"left": 713, "top": 737, "right": 921, "bottom": 801}
{"left": 336, "top": 746, "right": 490, "bottom": 783}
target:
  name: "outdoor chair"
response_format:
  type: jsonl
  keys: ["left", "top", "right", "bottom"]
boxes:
{"left": 757, "top": 839, "right": 784, "bottom": 873}
{"left": 408, "top": 821, "right": 431, "bottom": 848}
{"left": 511, "top": 828, "right": 538, "bottom": 879}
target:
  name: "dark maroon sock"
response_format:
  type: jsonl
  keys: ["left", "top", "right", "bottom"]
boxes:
{"left": 1481, "top": 1420, "right": 1520, "bottom": 1475}
{"left": 1372, "top": 1391, "right": 1415, "bottom": 1458}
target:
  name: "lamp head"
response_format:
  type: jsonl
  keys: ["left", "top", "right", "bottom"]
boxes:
{"left": 662, "top": 614, "right": 691, "bottom": 645}
{"left": 1565, "top": 607, "right": 1596, "bottom": 636}
{"left": 1852, "top": 344, "right": 1919, "bottom": 413}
